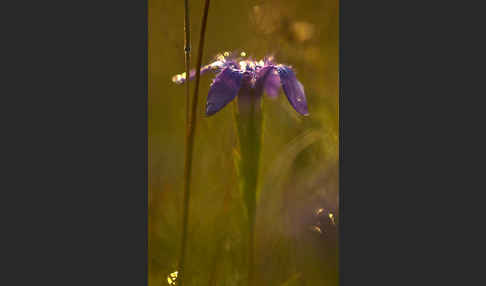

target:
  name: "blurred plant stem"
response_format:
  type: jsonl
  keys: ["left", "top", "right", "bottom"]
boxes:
{"left": 234, "top": 91, "right": 263, "bottom": 286}
{"left": 184, "top": 0, "right": 191, "bottom": 123}
{"left": 178, "top": 0, "right": 211, "bottom": 285}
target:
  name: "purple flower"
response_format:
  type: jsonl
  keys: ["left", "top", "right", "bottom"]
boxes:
{"left": 172, "top": 51, "right": 309, "bottom": 116}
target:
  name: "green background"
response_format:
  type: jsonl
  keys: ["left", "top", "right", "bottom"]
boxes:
{"left": 149, "top": 0, "right": 339, "bottom": 284}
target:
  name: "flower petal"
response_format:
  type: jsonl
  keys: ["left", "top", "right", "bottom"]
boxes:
{"left": 277, "top": 66, "right": 309, "bottom": 115}
{"left": 206, "top": 67, "right": 243, "bottom": 116}
{"left": 255, "top": 65, "right": 280, "bottom": 98}
{"left": 172, "top": 61, "right": 224, "bottom": 84}
{"left": 264, "top": 68, "right": 281, "bottom": 98}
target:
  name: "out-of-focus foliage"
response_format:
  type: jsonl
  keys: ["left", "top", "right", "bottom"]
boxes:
{"left": 149, "top": 0, "right": 338, "bottom": 285}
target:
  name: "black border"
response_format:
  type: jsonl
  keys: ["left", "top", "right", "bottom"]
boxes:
{"left": 8, "top": 0, "right": 470, "bottom": 284}
{"left": 338, "top": 0, "right": 468, "bottom": 284}
{"left": 11, "top": 0, "right": 149, "bottom": 284}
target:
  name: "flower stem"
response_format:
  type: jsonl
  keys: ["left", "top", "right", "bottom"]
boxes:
{"left": 184, "top": 0, "right": 191, "bottom": 123}
{"left": 178, "top": 0, "right": 211, "bottom": 285}
{"left": 234, "top": 91, "right": 263, "bottom": 286}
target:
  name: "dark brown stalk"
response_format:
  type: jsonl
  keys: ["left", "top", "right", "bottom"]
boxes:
{"left": 178, "top": 0, "right": 211, "bottom": 285}
{"left": 184, "top": 0, "right": 191, "bottom": 123}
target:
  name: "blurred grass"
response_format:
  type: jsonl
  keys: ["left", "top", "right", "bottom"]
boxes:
{"left": 149, "top": 0, "right": 338, "bottom": 285}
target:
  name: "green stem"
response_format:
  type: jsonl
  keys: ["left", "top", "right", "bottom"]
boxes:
{"left": 234, "top": 90, "right": 263, "bottom": 286}
{"left": 178, "top": 0, "right": 211, "bottom": 285}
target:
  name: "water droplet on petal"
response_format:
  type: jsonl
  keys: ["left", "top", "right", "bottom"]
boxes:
{"left": 239, "top": 61, "right": 247, "bottom": 71}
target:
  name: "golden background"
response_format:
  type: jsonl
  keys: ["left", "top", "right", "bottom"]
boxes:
{"left": 149, "top": 0, "right": 338, "bottom": 284}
